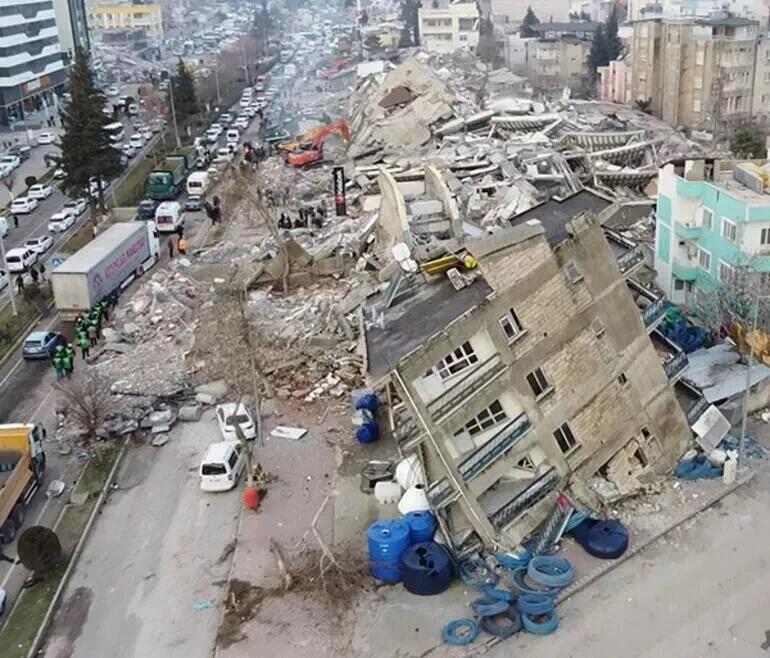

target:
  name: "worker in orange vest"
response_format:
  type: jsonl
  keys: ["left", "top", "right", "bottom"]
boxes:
{"left": 177, "top": 237, "right": 187, "bottom": 256}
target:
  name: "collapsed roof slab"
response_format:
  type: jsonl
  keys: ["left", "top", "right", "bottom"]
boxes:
{"left": 562, "top": 130, "right": 646, "bottom": 150}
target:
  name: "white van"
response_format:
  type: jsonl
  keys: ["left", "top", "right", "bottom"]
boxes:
{"left": 6, "top": 247, "right": 37, "bottom": 273}
{"left": 226, "top": 129, "right": 239, "bottom": 145}
{"left": 199, "top": 442, "right": 245, "bottom": 492}
{"left": 186, "top": 171, "right": 210, "bottom": 197}
{"left": 154, "top": 201, "right": 184, "bottom": 233}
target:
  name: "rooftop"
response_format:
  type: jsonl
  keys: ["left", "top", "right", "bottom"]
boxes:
{"left": 531, "top": 22, "right": 600, "bottom": 33}
{"left": 508, "top": 189, "right": 611, "bottom": 246}
{"left": 697, "top": 16, "right": 757, "bottom": 28}
{"left": 364, "top": 274, "right": 492, "bottom": 380}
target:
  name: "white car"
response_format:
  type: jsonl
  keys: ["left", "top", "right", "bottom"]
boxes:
{"left": 10, "top": 197, "right": 38, "bottom": 214}
{"left": 0, "top": 269, "right": 8, "bottom": 291}
{"left": 199, "top": 442, "right": 245, "bottom": 492}
{"left": 235, "top": 118, "right": 249, "bottom": 130}
{"left": 48, "top": 211, "right": 74, "bottom": 232}
{"left": 106, "top": 85, "right": 120, "bottom": 96}
{"left": 215, "top": 403, "right": 257, "bottom": 441}
{"left": 28, "top": 184, "right": 53, "bottom": 200}
{"left": 5, "top": 247, "right": 37, "bottom": 272}
{"left": 62, "top": 198, "right": 87, "bottom": 217}
{"left": 141, "top": 128, "right": 153, "bottom": 140}
{"left": 53, "top": 168, "right": 66, "bottom": 180}
{"left": 37, "top": 132, "right": 55, "bottom": 145}
{"left": 245, "top": 106, "right": 257, "bottom": 118}
{"left": 128, "top": 134, "right": 144, "bottom": 149}
{"left": 214, "top": 147, "right": 233, "bottom": 164}
{"left": 0, "top": 155, "right": 20, "bottom": 171}
{"left": 25, "top": 235, "right": 53, "bottom": 255}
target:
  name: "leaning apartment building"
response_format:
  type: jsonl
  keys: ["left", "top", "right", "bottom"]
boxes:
{"left": 362, "top": 170, "right": 692, "bottom": 556}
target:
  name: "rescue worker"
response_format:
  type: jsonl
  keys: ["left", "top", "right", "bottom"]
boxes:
{"left": 77, "top": 332, "right": 90, "bottom": 359}
{"left": 178, "top": 237, "right": 187, "bottom": 256}
{"left": 99, "top": 298, "right": 110, "bottom": 322}
{"left": 87, "top": 319, "right": 98, "bottom": 347}
{"left": 167, "top": 236, "right": 175, "bottom": 258}
{"left": 63, "top": 343, "right": 75, "bottom": 378}
{"left": 52, "top": 346, "right": 65, "bottom": 382}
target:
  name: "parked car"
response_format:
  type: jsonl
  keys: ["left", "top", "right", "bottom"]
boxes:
{"left": 53, "top": 168, "right": 66, "bottom": 180}
{"left": 235, "top": 118, "right": 249, "bottom": 130}
{"left": 28, "top": 184, "right": 53, "bottom": 200}
{"left": 199, "top": 441, "right": 245, "bottom": 492}
{"left": 22, "top": 331, "right": 63, "bottom": 360}
{"left": 0, "top": 155, "right": 20, "bottom": 171}
{"left": 10, "top": 197, "right": 39, "bottom": 214}
{"left": 214, "top": 147, "right": 233, "bottom": 164}
{"left": 141, "top": 128, "right": 153, "bottom": 141}
{"left": 122, "top": 144, "right": 136, "bottom": 159}
{"left": 215, "top": 402, "right": 257, "bottom": 441}
{"left": 25, "top": 235, "right": 53, "bottom": 255}
{"left": 128, "top": 134, "right": 144, "bottom": 149}
{"left": 106, "top": 85, "right": 120, "bottom": 96}
{"left": 5, "top": 247, "right": 37, "bottom": 272}
{"left": 8, "top": 146, "right": 30, "bottom": 161}
{"left": 48, "top": 211, "right": 74, "bottom": 232}
{"left": 37, "top": 132, "right": 55, "bottom": 145}
{"left": 63, "top": 198, "right": 87, "bottom": 217}
{"left": 184, "top": 195, "right": 203, "bottom": 212}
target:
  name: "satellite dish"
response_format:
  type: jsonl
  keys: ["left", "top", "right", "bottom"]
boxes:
{"left": 392, "top": 242, "right": 418, "bottom": 273}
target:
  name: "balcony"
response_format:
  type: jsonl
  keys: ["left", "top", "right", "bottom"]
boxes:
{"left": 673, "top": 221, "right": 703, "bottom": 240}
{"left": 427, "top": 354, "right": 506, "bottom": 422}
{"left": 664, "top": 351, "right": 688, "bottom": 381}
{"left": 642, "top": 298, "right": 668, "bottom": 328}
{"left": 617, "top": 244, "right": 645, "bottom": 277}
{"left": 489, "top": 468, "right": 559, "bottom": 530}
{"left": 426, "top": 412, "right": 532, "bottom": 510}
{"left": 672, "top": 258, "right": 698, "bottom": 282}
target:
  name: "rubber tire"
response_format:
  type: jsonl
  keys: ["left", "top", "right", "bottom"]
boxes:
{"left": 580, "top": 520, "right": 629, "bottom": 559}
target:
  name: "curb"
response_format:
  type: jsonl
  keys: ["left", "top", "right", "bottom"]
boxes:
{"left": 24, "top": 437, "right": 130, "bottom": 658}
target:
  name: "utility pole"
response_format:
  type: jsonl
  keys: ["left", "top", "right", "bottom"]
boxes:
{"left": 168, "top": 78, "right": 181, "bottom": 149}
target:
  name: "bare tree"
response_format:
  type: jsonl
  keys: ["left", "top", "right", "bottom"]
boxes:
{"left": 55, "top": 373, "right": 113, "bottom": 449}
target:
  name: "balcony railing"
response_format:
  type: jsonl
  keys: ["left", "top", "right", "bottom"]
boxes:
{"left": 427, "top": 354, "right": 506, "bottom": 422}
{"left": 489, "top": 468, "right": 559, "bottom": 530}
{"left": 664, "top": 351, "right": 688, "bottom": 380}
{"left": 617, "top": 245, "right": 645, "bottom": 275}
{"left": 642, "top": 298, "right": 668, "bottom": 327}
{"left": 686, "top": 396, "right": 710, "bottom": 424}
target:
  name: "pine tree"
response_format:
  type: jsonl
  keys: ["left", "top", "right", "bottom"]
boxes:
{"left": 59, "top": 49, "right": 120, "bottom": 210}
{"left": 588, "top": 24, "right": 609, "bottom": 81}
{"left": 606, "top": 6, "right": 622, "bottom": 61}
{"left": 171, "top": 58, "right": 197, "bottom": 118}
{"left": 520, "top": 6, "right": 540, "bottom": 37}
{"left": 730, "top": 127, "right": 767, "bottom": 159}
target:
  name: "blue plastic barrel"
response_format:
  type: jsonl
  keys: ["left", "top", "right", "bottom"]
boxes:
{"left": 368, "top": 519, "right": 410, "bottom": 583}
{"left": 404, "top": 511, "right": 436, "bottom": 544}
{"left": 400, "top": 542, "right": 453, "bottom": 596}
{"left": 356, "top": 419, "right": 379, "bottom": 444}
{"left": 354, "top": 392, "right": 379, "bottom": 414}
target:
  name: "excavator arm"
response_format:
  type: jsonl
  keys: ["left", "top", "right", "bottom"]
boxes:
{"left": 287, "top": 120, "right": 350, "bottom": 168}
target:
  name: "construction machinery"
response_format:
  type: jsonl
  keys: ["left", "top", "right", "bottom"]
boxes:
{"left": 0, "top": 424, "right": 46, "bottom": 543}
{"left": 287, "top": 119, "right": 350, "bottom": 168}
{"left": 276, "top": 121, "right": 336, "bottom": 154}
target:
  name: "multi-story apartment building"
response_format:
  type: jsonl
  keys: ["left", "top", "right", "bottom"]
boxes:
{"left": 628, "top": 0, "right": 770, "bottom": 24}
{"left": 365, "top": 173, "right": 691, "bottom": 555}
{"left": 53, "top": 0, "right": 89, "bottom": 61}
{"left": 598, "top": 58, "right": 631, "bottom": 103}
{"left": 655, "top": 159, "right": 770, "bottom": 310}
{"left": 418, "top": 0, "right": 479, "bottom": 53}
{"left": 524, "top": 22, "right": 597, "bottom": 94}
{"left": 90, "top": 3, "right": 163, "bottom": 40}
{"left": 630, "top": 16, "right": 759, "bottom": 134}
{"left": 490, "top": 0, "right": 572, "bottom": 25}
{"left": 0, "top": 0, "right": 68, "bottom": 126}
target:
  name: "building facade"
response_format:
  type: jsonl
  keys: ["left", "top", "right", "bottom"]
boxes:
{"left": 655, "top": 159, "right": 770, "bottom": 309}
{"left": 366, "top": 180, "right": 691, "bottom": 554}
{"left": 598, "top": 58, "right": 630, "bottom": 103}
{"left": 630, "top": 17, "right": 759, "bottom": 133}
{"left": 524, "top": 23, "right": 597, "bottom": 94}
{"left": 490, "top": 0, "right": 572, "bottom": 24}
{"left": 0, "top": 0, "right": 68, "bottom": 126}
{"left": 90, "top": 3, "right": 163, "bottom": 40}
{"left": 628, "top": 0, "right": 770, "bottom": 24}
{"left": 53, "top": 0, "right": 89, "bottom": 61}
{"left": 418, "top": 1, "right": 479, "bottom": 53}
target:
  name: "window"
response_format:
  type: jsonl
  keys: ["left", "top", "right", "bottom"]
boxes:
{"left": 761, "top": 227, "right": 770, "bottom": 245}
{"left": 553, "top": 422, "right": 578, "bottom": 454}
{"left": 641, "top": 426, "right": 652, "bottom": 440}
{"left": 228, "top": 451, "right": 238, "bottom": 469}
{"left": 563, "top": 262, "right": 582, "bottom": 283}
{"left": 693, "top": 99, "right": 702, "bottom": 113}
{"left": 721, "top": 218, "right": 737, "bottom": 242}
{"left": 719, "top": 260, "right": 734, "bottom": 284}
{"left": 434, "top": 341, "right": 478, "bottom": 379}
{"left": 526, "top": 367, "right": 552, "bottom": 398}
{"left": 454, "top": 400, "right": 507, "bottom": 438}
{"left": 694, "top": 76, "right": 703, "bottom": 90}
{"left": 674, "top": 278, "right": 685, "bottom": 290}
{"left": 516, "top": 456, "right": 536, "bottom": 471}
{"left": 698, "top": 247, "right": 711, "bottom": 272}
{"left": 499, "top": 308, "right": 523, "bottom": 342}
{"left": 702, "top": 207, "right": 713, "bottom": 229}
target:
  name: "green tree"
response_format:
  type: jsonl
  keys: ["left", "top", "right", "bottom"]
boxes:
{"left": 520, "top": 6, "right": 539, "bottom": 37}
{"left": 588, "top": 24, "right": 609, "bottom": 81}
{"left": 400, "top": 0, "right": 420, "bottom": 46}
{"left": 730, "top": 127, "right": 767, "bottom": 159}
{"left": 17, "top": 526, "right": 62, "bottom": 577}
{"left": 170, "top": 58, "right": 197, "bottom": 118}
{"left": 59, "top": 49, "right": 121, "bottom": 212}
{"left": 606, "top": 6, "right": 622, "bottom": 61}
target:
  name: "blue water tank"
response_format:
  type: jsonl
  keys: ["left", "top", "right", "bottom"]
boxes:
{"left": 404, "top": 511, "right": 436, "bottom": 544}
{"left": 355, "top": 393, "right": 380, "bottom": 414}
{"left": 400, "top": 542, "right": 453, "bottom": 596}
{"left": 356, "top": 419, "right": 379, "bottom": 444}
{"left": 368, "top": 519, "right": 410, "bottom": 583}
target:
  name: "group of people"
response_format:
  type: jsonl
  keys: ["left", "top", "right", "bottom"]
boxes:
{"left": 277, "top": 204, "right": 327, "bottom": 230}
{"left": 15, "top": 264, "right": 45, "bottom": 295}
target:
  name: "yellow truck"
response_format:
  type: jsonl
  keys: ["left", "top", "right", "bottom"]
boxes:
{"left": 0, "top": 424, "right": 46, "bottom": 544}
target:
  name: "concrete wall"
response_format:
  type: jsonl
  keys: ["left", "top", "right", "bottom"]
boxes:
{"left": 375, "top": 168, "right": 410, "bottom": 260}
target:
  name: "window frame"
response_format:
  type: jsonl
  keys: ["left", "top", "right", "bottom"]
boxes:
{"left": 718, "top": 259, "right": 734, "bottom": 283}
{"left": 453, "top": 400, "right": 508, "bottom": 439}
{"left": 761, "top": 227, "right": 770, "bottom": 245}
{"left": 697, "top": 247, "right": 712, "bottom": 272}
{"left": 721, "top": 218, "right": 737, "bottom": 243}
{"left": 702, "top": 207, "right": 713, "bottom": 229}
{"left": 498, "top": 307, "right": 524, "bottom": 343}
{"left": 434, "top": 340, "right": 479, "bottom": 380}
{"left": 553, "top": 422, "right": 579, "bottom": 455}
{"left": 526, "top": 367, "right": 552, "bottom": 399}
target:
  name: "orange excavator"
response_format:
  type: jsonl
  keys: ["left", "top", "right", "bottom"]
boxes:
{"left": 287, "top": 119, "right": 350, "bottom": 168}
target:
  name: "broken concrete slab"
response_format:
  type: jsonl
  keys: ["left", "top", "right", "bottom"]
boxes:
{"left": 178, "top": 405, "right": 202, "bottom": 422}
{"left": 151, "top": 434, "right": 170, "bottom": 447}
{"left": 147, "top": 408, "right": 177, "bottom": 426}
{"left": 196, "top": 392, "right": 217, "bottom": 405}
{"left": 151, "top": 424, "right": 171, "bottom": 435}
{"left": 195, "top": 380, "right": 229, "bottom": 401}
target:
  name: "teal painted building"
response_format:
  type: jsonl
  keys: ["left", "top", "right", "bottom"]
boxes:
{"left": 654, "top": 161, "right": 770, "bottom": 308}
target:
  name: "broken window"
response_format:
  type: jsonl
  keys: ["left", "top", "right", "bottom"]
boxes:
{"left": 454, "top": 400, "right": 507, "bottom": 438}
{"left": 634, "top": 447, "right": 649, "bottom": 469}
{"left": 498, "top": 308, "right": 523, "bottom": 342}
{"left": 434, "top": 341, "right": 479, "bottom": 380}
{"left": 563, "top": 262, "right": 583, "bottom": 284}
{"left": 526, "top": 367, "right": 552, "bottom": 398}
{"left": 516, "top": 456, "right": 536, "bottom": 471}
{"left": 553, "top": 422, "right": 578, "bottom": 455}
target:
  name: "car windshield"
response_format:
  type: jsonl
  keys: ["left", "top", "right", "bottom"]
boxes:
{"left": 6, "top": 256, "right": 19, "bottom": 262}
{"left": 148, "top": 173, "right": 170, "bottom": 185}
{"left": 202, "top": 463, "right": 227, "bottom": 476}
{"left": 226, "top": 414, "right": 250, "bottom": 426}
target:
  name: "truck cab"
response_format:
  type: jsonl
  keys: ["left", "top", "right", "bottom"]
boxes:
{"left": 0, "top": 424, "right": 46, "bottom": 543}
